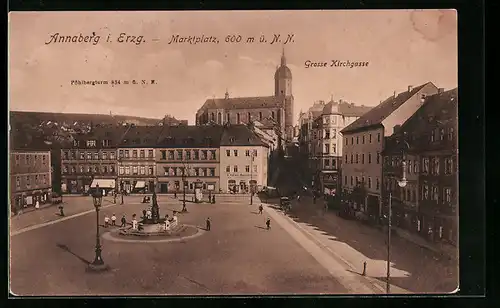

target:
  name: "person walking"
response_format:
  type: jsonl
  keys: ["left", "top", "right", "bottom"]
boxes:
{"left": 258, "top": 204, "right": 263, "bottom": 214}
{"left": 111, "top": 214, "right": 117, "bottom": 226}
{"left": 206, "top": 217, "right": 211, "bottom": 231}
{"left": 104, "top": 215, "right": 110, "bottom": 228}
{"left": 266, "top": 217, "right": 271, "bottom": 230}
{"left": 174, "top": 191, "right": 177, "bottom": 199}
{"left": 120, "top": 215, "right": 127, "bottom": 227}
{"left": 296, "top": 194, "right": 301, "bottom": 203}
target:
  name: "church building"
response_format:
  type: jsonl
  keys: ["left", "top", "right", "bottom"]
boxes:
{"left": 195, "top": 49, "right": 295, "bottom": 145}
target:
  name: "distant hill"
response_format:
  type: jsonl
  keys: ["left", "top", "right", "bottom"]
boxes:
{"left": 9, "top": 111, "right": 165, "bottom": 126}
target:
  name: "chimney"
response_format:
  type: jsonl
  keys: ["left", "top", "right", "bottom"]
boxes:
{"left": 408, "top": 85, "right": 413, "bottom": 92}
{"left": 393, "top": 91, "right": 397, "bottom": 98}
{"left": 438, "top": 88, "right": 445, "bottom": 94}
{"left": 393, "top": 125, "right": 401, "bottom": 134}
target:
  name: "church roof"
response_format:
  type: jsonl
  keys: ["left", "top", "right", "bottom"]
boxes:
{"left": 200, "top": 96, "right": 282, "bottom": 110}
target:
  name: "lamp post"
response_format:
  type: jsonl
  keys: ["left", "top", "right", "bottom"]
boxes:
{"left": 386, "top": 140, "right": 409, "bottom": 294}
{"left": 88, "top": 184, "right": 108, "bottom": 272}
{"left": 182, "top": 163, "right": 188, "bottom": 212}
{"left": 250, "top": 150, "right": 255, "bottom": 205}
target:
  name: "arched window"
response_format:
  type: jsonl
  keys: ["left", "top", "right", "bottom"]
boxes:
{"left": 272, "top": 111, "right": 275, "bottom": 119}
{"left": 211, "top": 113, "right": 215, "bottom": 122}
{"left": 217, "top": 113, "right": 222, "bottom": 124}
{"left": 237, "top": 113, "right": 241, "bottom": 124}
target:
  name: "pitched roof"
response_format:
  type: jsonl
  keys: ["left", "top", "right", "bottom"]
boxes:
{"left": 156, "top": 125, "right": 225, "bottom": 148}
{"left": 200, "top": 96, "right": 282, "bottom": 111}
{"left": 220, "top": 124, "right": 269, "bottom": 147}
{"left": 400, "top": 88, "right": 458, "bottom": 134}
{"left": 118, "top": 126, "right": 164, "bottom": 147}
{"left": 341, "top": 82, "right": 434, "bottom": 134}
{"left": 72, "top": 125, "right": 130, "bottom": 148}
{"left": 322, "top": 100, "right": 372, "bottom": 117}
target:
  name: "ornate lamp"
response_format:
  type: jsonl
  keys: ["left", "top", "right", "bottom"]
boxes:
{"left": 88, "top": 184, "right": 108, "bottom": 272}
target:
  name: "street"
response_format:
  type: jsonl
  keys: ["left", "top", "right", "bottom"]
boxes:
{"left": 10, "top": 195, "right": 349, "bottom": 296}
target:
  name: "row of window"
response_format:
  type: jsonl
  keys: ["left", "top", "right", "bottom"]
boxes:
{"left": 344, "top": 175, "right": 381, "bottom": 191}
{"left": 15, "top": 174, "right": 49, "bottom": 188}
{"left": 73, "top": 139, "right": 112, "bottom": 148}
{"left": 225, "top": 165, "right": 258, "bottom": 173}
{"left": 323, "top": 159, "right": 337, "bottom": 168}
{"left": 429, "top": 127, "right": 455, "bottom": 143}
{"left": 345, "top": 152, "right": 381, "bottom": 164}
{"left": 345, "top": 133, "right": 382, "bottom": 145}
{"left": 225, "top": 149, "right": 258, "bottom": 157}
{"left": 62, "top": 165, "right": 116, "bottom": 174}
{"left": 323, "top": 143, "right": 337, "bottom": 154}
{"left": 384, "top": 156, "right": 454, "bottom": 175}
{"left": 119, "top": 166, "right": 155, "bottom": 176}
{"left": 162, "top": 166, "right": 216, "bottom": 177}
{"left": 14, "top": 154, "right": 48, "bottom": 166}
{"left": 118, "top": 149, "right": 154, "bottom": 159}
{"left": 63, "top": 151, "right": 117, "bottom": 161}
{"left": 159, "top": 149, "right": 217, "bottom": 161}
{"left": 208, "top": 111, "right": 275, "bottom": 124}
{"left": 421, "top": 184, "right": 454, "bottom": 205}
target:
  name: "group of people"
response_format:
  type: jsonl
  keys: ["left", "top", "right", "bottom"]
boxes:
{"left": 104, "top": 213, "right": 127, "bottom": 228}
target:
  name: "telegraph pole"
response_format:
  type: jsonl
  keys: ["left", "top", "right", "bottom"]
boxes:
{"left": 250, "top": 150, "right": 254, "bottom": 205}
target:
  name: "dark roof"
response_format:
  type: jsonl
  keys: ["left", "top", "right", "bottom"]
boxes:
{"left": 341, "top": 82, "right": 435, "bottom": 134}
{"left": 200, "top": 96, "right": 282, "bottom": 111}
{"left": 322, "top": 101, "right": 372, "bottom": 117}
{"left": 118, "top": 126, "right": 164, "bottom": 147}
{"left": 72, "top": 125, "right": 130, "bottom": 148}
{"left": 220, "top": 124, "right": 269, "bottom": 147}
{"left": 400, "top": 88, "right": 458, "bottom": 134}
{"left": 274, "top": 65, "right": 292, "bottom": 79}
{"left": 156, "top": 125, "right": 225, "bottom": 148}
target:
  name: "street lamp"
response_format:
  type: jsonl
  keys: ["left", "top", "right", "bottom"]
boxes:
{"left": 181, "top": 163, "right": 188, "bottom": 212}
{"left": 386, "top": 140, "right": 409, "bottom": 294}
{"left": 88, "top": 184, "right": 108, "bottom": 272}
{"left": 250, "top": 150, "right": 255, "bottom": 205}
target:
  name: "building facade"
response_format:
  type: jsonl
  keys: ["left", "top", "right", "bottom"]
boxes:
{"left": 155, "top": 126, "right": 224, "bottom": 197}
{"left": 298, "top": 99, "right": 371, "bottom": 195}
{"left": 382, "top": 88, "right": 458, "bottom": 247}
{"left": 220, "top": 125, "right": 269, "bottom": 193}
{"left": 10, "top": 149, "right": 52, "bottom": 212}
{"left": 341, "top": 82, "right": 439, "bottom": 218}
{"left": 117, "top": 126, "right": 162, "bottom": 193}
{"left": 60, "top": 126, "right": 128, "bottom": 194}
{"left": 196, "top": 49, "right": 294, "bottom": 143}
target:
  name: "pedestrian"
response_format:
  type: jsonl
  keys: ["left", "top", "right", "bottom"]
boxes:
{"left": 104, "top": 215, "right": 110, "bottom": 228}
{"left": 212, "top": 195, "right": 216, "bottom": 204}
{"left": 313, "top": 194, "right": 316, "bottom": 204}
{"left": 142, "top": 209, "right": 147, "bottom": 220}
{"left": 132, "top": 215, "right": 138, "bottom": 230}
{"left": 174, "top": 191, "right": 177, "bottom": 199}
{"left": 266, "top": 217, "right": 271, "bottom": 230}
{"left": 111, "top": 213, "right": 117, "bottom": 226}
{"left": 120, "top": 215, "right": 126, "bottom": 227}
{"left": 296, "top": 195, "right": 301, "bottom": 203}
{"left": 259, "top": 204, "right": 263, "bottom": 214}
{"left": 206, "top": 217, "right": 211, "bottom": 231}
{"left": 58, "top": 204, "right": 65, "bottom": 216}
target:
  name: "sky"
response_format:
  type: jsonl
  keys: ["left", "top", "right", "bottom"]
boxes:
{"left": 9, "top": 10, "right": 457, "bottom": 125}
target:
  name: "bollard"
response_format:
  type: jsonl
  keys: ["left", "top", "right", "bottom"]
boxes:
{"left": 362, "top": 261, "right": 367, "bottom": 276}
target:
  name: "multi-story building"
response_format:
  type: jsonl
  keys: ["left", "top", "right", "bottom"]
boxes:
{"left": 341, "top": 82, "right": 439, "bottom": 218}
{"left": 117, "top": 126, "right": 162, "bottom": 193}
{"left": 309, "top": 99, "right": 371, "bottom": 195}
{"left": 382, "top": 88, "right": 458, "bottom": 247}
{"left": 10, "top": 149, "right": 52, "bottom": 212}
{"left": 220, "top": 125, "right": 270, "bottom": 193}
{"left": 196, "top": 49, "right": 294, "bottom": 143}
{"left": 155, "top": 126, "right": 224, "bottom": 197}
{"left": 61, "top": 126, "right": 128, "bottom": 194}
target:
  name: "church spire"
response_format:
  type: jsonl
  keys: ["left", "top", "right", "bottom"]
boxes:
{"left": 281, "top": 45, "right": 286, "bottom": 66}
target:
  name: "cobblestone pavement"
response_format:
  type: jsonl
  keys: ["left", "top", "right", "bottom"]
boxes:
{"left": 269, "top": 196, "right": 458, "bottom": 294}
{"left": 10, "top": 198, "right": 348, "bottom": 296}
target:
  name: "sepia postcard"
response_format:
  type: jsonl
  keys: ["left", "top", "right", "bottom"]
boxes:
{"left": 8, "top": 10, "right": 459, "bottom": 296}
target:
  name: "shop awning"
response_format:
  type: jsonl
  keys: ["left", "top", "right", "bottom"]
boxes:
{"left": 135, "top": 181, "right": 146, "bottom": 189}
{"left": 91, "top": 179, "right": 116, "bottom": 189}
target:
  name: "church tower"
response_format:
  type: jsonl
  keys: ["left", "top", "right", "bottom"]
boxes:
{"left": 274, "top": 47, "right": 294, "bottom": 141}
